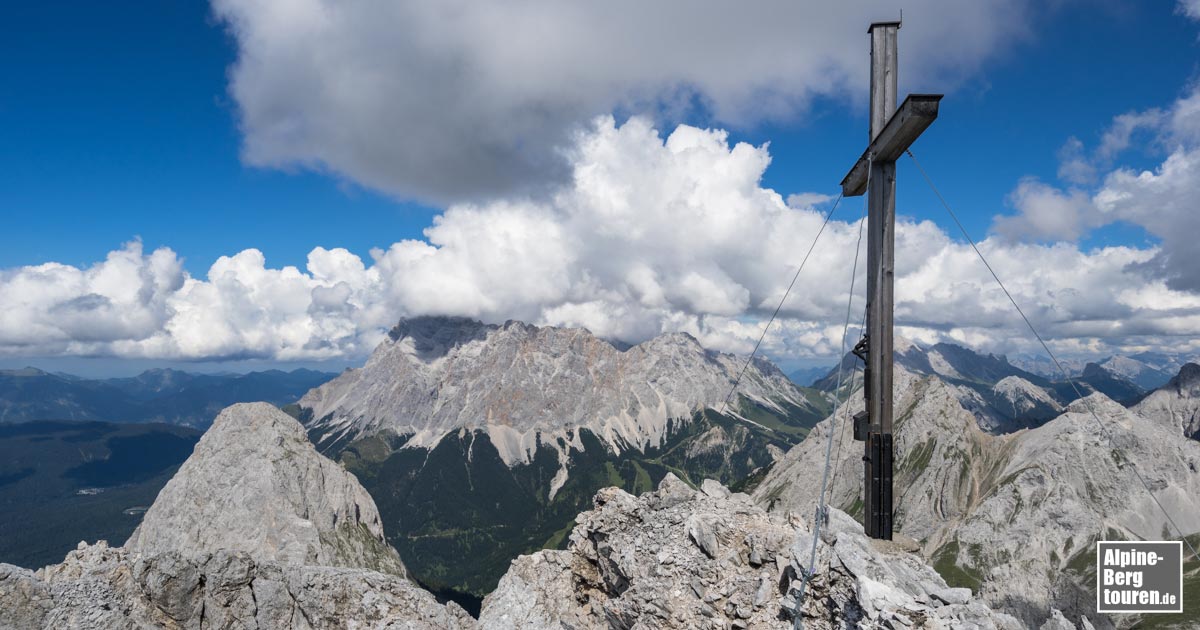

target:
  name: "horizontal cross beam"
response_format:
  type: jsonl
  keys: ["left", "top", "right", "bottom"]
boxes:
{"left": 840, "top": 94, "right": 943, "bottom": 197}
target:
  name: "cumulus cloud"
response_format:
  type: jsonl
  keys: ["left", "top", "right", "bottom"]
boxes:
{"left": 991, "top": 83, "right": 1200, "bottom": 290}
{"left": 4, "top": 117, "right": 1199, "bottom": 362}
{"left": 995, "top": 179, "right": 1098, "bottom": 241}
{"left": 211, "top": 0, "right": 1037, "bottom": 202}
{"left": 1180, "top": 0, "right": 1200, "bottom": 21}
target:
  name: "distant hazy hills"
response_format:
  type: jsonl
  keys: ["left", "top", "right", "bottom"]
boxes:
{"left": 1011, "top": 350, "right": 1196, "bottom": 391}
{"left": 0, "top": 367, "right": 337, "bottom": 427}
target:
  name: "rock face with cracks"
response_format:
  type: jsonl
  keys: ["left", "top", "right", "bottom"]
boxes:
{"left": 755, "top": 368, "right": 1200, "bottom": 628}
{"left": 1134, "top": 362, "right": 1200, "bottom": 440}
{"left": 478, "top": 473, "right": 1030, "bottom": 629}
{"left": 299, "top": 316, "right": 817, "bottom": 470}
{"left": 126, "top": 403, "right": 406, "bottom": 576}
{"left": 0, "top": 396, "right": 1126, "bottom": 629}
{"left": 0, "top": 403, "right": 471, "bottom": 630}
{"left": 0, "top": 543, "right": 472, "bottom": 630}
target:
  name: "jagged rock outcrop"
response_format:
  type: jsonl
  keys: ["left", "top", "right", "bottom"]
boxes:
{"left": 754, "top": 371, "right": 1200, "bottom": 627}
{"left": 127, "top": 403, "right": 405, "bottom": 576}
{"left": 299, "top": 316, "right": 818, "bottom": 469}
{"left": 479, "top": 473, "right": 1028, "bottom": 629}
{"left": 0, "top": 403, "right": 470, "bottom": 630}
{"left": 0, "top": 543, "right": 471, "bottom": 630}
{"left": 1134, "top": 362, "right": 1200, "bottom": 440}
{"left": 756, "top": 369, "right": 1025, "bottom": 545}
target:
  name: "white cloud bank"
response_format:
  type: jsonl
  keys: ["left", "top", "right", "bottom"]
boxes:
{"left": 5, "top": 117, "right": 1200, "bottom": 362}
{"left": 211, "top": 0, "right": 1036, "bottom": 202}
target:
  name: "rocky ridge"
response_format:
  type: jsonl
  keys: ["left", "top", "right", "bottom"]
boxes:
{"left": 0, "top": 403, "right": 470, "bottom": 630}
{"left": 0, "top": 398, "right": 1111, "bottom": 629}
{"left": 0, "top": 545, "right": 471, "bottom": 630}
{"left": 815, "top": 339, "right": 1069, "bottom": 434}
{"left": 478, "top": 473, "right": 1035, "bottom": 629}
{"left": 299, "top": 317, "right": 818, "bottom": 471}
{"left": 990, "top": 375, "right": 1062, "bottom": 421}
{"left": 753, "top": 369, "right": 1200, "bottom": 627}
{"left": 1134, "top": 362, "right": 1200, "bottom": 440}
{"left": 126, "top": 403, "right": 405, "bottom": 575}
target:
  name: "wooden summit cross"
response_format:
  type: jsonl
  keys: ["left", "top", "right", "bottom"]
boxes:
{"left": 841, "top": 21, "right": 941, "bottom": 540}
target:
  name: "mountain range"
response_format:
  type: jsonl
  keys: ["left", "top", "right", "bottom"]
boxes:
{"left": 0, "top": 399, "right": 1043, "bottom": 629}
{"left": 0, "top": 367, "right": 337, "bottom": 427}
{"left": 754, "top": 362, "right": 1200, "bottom": 627}
{"left": 1010, "top": 351, "right": 1198, "bottom": 391}
{"left": 809, "top": 338, "right": 1182, "bottom": 434}
{"left": 3, "top": 315, "right": 1198, "bottom": 627}
{"left": 293, "top": 316, "right": 830, "bottom": 599}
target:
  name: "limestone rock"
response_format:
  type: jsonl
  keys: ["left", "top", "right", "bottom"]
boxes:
{"left": 479, "top": 474, "right": 1021, "bottom": 629}
{"left": 1133, "top": 362, "right": 1200, "bottom": 440}
{"left": 299, "top": 316, "right": 818, "bottom": 474}
{"left": 1039, "top": 609, "right": 1077, "bottom": 630}
{"left": 0, "top": 563, "right": 51, "bottom": 630}
{"left": 755, "top": 370, "right": 1200, "bottom": 627}
{"left": 931, "top": 587, "right": 971, "bottom": 606}
{"left": 991, "top": 375, "right": 1062, "bottom": 421}
{"left": 0, "top": 402, "right": 469, "bottom": 630}
{"left": 126, "top": 402, "right": 405, "bottom": 577}
{"left": 4, "top": 543, "right": 472, "bottom": 630}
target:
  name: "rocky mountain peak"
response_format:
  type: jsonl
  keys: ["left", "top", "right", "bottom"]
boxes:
{"left": 757, "top": 368, "right": 1200, "bottom": 626}
{"left": 0, "top": 402, "right": 474, "bottom": 629}
{"left": 387, "top": 315, "right": 493, "bottom": 360}
{"left": 1175, "top": 362, "right": 1200, "bottom": 391}
{"left": 1133, "top": 363, "right": 1200, "bottom": 440}
{"left": 300, "top": 317, "right": 812, "bottom": 468}
{"left": 991, "top": 375, "right": 1063, "bottom": 420}
{"left": 125, "top": 402, "right": 406, "bottom": 576}
{"left": 0, "top": 366, "right": 48, "bottom": 377}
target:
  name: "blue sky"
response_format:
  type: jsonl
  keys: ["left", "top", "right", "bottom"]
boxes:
{"left": 1, "top": 0, "right": 436, "bottom": 273}
{"left": 3, "top": 1, "right": 1200, "bottom": 375}
{"left": 3, "top": 1, "right": 1192, "bottom": 271}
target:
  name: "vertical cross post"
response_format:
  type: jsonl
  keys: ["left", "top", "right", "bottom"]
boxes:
{"left": 841, "top": 21, "right": 941, "bottom": 540}
{"left": 864, "top": 20, "right": 898, "bottom": 541}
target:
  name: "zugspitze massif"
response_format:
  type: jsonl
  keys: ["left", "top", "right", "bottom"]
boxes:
{"left": 293, "top": 316, "right": 829, "bottom": 597}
